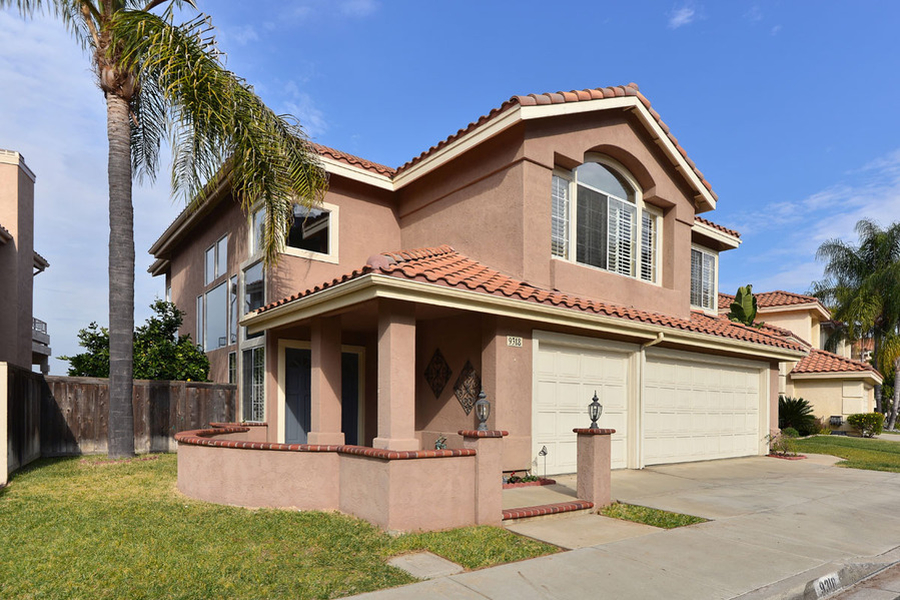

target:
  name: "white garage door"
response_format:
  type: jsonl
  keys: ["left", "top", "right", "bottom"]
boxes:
{"left": 533, "top": 339, "right": 632, "bottom": 474}
{"left": 643, "top": 349, "right": 764, "bottom": 466}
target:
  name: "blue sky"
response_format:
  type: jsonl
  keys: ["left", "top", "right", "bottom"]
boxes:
{"left": 2, "top": 1, "right": 900, "bottom": 374}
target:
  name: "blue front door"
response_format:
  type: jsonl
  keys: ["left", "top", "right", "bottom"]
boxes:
{"left": 284, "top": 348, "right": 360, "bottom": 445}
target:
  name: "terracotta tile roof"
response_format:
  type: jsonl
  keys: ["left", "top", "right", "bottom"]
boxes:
{"left": 312, "top": 143, "right": 396, "bottom": 177}
{"left": 0, "top": 223, "right": 10, "bottom": 242}
{"left": 257, "top": 245, "right": 804, "bottom": 352}
{"left": 718, "top": 290, "right": 822, "bottom": 310}
{"left": 792, "top": 349, "right": 879, "bottom": 376}
{"left": 694, "top": 216, "right": 740, "bottom": 239}
{"left": 392, "top": 83, "right": 717, "bottom": 201}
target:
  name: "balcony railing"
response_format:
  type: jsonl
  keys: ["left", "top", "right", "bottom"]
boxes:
{"left": 33, "top": 318, "right": 47, "bottom": 335}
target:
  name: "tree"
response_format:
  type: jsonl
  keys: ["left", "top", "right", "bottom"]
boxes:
{"left": 810, "top": 219, "right": 900, "bottom": 415}
{"left": 61, "top": 300, "right": 210, "bottom": 381}
{"left": 3, "top": 1, "right": 328, "bottom": 457}
{"left": 727, "top": 284, "right": 759, "bottom": 326}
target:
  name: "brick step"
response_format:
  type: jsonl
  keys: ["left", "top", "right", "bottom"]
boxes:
{"left": 502, "top": 500, "right": 594, "bottom": 521}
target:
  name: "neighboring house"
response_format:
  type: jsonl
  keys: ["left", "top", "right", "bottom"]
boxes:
{"left": 0, "top": 149, "right": 50, "bottom": 373}
{"left": 719, "top": 290, "right": 881, "bottom": 428}
{"left": 149, "top": 83, "right": 809, "bottom": 476}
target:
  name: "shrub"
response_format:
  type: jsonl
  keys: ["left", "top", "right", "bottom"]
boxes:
{"left": 847, "top": 413, "right": 884, "bottom": 438}
{"left": 782, "top": 427, "right": 799, "bottom": 438}
{"left": 766, "top": 430, "right": 797, "bottom": 456}
{"left": 778, "top": 395, "right": 817, "bottom": 436}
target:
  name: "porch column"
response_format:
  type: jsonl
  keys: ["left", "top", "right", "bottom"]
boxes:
{"left": 574, "top": 428, "right": 615, "bottom": 509}
{"left": 373, "top": 300, "right": 419, "bottom": 451}
{"left": 461, "top": 429, "right": 507, "bottom": 526}
{"left": 308, "top": 316, "right": 344, "bottom": 446}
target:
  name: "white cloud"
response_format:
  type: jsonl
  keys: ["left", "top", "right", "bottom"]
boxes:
{"left": 340, "top": 0, "right": 380, "bottom": 18}
{"left": 771, "top": 25, "right": 782, "bottom": 36}
{"left": 744, "top": 5, "right": 763, "bottom": 23}
{"left": 280, "top": 81, "right": 328, "bottom": 138}
{"left": 668, "top": 4, "right": 697, "bottom": 29}
{"left": 226, "top": 24, "right": 258, "bottom": 46}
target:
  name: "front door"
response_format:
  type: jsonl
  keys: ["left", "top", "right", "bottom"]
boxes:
{"left": 284, "top": 348, "right": 361, "bottom": 445}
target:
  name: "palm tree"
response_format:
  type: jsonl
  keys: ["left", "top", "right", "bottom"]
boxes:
{"left": 810, "top": 219, "right": 900, "bottom": 414}
{"left": 3, "top": 1, "right": 328, "bottom": 458}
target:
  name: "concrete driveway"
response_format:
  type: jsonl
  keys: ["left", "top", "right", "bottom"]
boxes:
{"left": 348, "top": 455, "right": 900, "bottom": 599}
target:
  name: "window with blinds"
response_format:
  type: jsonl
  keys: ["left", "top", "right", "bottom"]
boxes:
{"left": 690, "top": 248, "right": 716, "bottom": 310}
{"left": 551, "top": 160, "right": 658, "bottom": 283}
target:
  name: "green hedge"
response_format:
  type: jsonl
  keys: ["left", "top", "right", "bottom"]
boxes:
{"left": 847, "top": 413, "right": 884, "bottom": 438}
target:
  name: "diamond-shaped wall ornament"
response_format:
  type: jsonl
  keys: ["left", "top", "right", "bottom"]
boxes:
{"left": 424, "top": 348, "right": 452, "bottom": 399}
{"left": 454, "top": 360, "right": 481, "bottom": 415}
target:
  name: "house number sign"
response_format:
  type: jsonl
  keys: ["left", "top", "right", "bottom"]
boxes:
{"left": 506, "top": 336, "right": 523, "bottom": 348}
{"left": 813, "top": 573, "right": 839, "bottom": 598}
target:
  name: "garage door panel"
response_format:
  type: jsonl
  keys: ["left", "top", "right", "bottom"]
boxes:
{"left": 645, "top": 351, "right": 762, "bottom": 466}
{"left": 534, "top": 342, "right": 631, "bottom": 474}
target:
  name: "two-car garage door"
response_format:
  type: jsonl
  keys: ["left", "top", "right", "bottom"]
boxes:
{"left": 533, "top": 334, "right": 766, "bottom": 474}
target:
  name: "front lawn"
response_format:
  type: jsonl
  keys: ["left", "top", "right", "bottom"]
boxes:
{"left": 793, "top": 435, "right": 900, "bottom": 473}
{"left": 0, "top": 455, "right": 556, "bottom": 600}
{"left": 599, "top": 502, "right": 707, "bottom": 529}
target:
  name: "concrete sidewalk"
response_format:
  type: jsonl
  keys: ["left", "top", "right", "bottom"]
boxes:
{"left": 345, "top": 455, "right": 900, "bottom": 599}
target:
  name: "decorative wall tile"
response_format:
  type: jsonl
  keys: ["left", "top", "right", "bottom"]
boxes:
{"left": 424, "top": 348, "right": 452, "bottom": 399}
{"left": 454, "top": 360, "right": 481, "bottom": 415}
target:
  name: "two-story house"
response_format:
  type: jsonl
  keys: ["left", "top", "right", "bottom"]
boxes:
{"left": 149, "top": 84, "right": 807, "bottom": 475}
{"left": 719, "top": 290, "right": 881, "bottom": 429}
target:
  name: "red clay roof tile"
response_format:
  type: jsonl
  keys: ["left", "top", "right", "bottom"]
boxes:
{"left": 792, "top": 349, "right": 878, "bottom": 375}
{"left": 719, "top": 290, "right": 821, "bottom": 310}
{"left": 256, "top": 245, "right": 803, "bottom": 353}
{"left": 312, "top": 143, "right": 396, "bottom": 177}
{"left": 694, "top": 216, "right": 741, "bottom": 239}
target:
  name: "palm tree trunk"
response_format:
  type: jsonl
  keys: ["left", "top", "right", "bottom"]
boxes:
{"left": 874, "top": 333, "right": 883, "bottom": 413}
{"left": 106, "top": 91, "right": 136, "bottom": 458}
{"left": 889, "top": 357, "right": 900, "bottom": 431}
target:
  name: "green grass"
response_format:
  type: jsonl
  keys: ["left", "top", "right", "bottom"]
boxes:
{"left": 0, "top": 455, "right": 556, "bottom": 600}
{"left": 599, "top": 502, "right": 707, "bottom": 529}
{"left": 794, "top": 435, "right": 900, "bottom": 473}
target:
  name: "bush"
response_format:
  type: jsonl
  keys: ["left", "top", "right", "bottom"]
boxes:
{"left": 778, "top": 395, "right": 818, "bottom": 436}
{"left": 781, "top": 427, "right": 799, "bottom": 438}
{"left": 847, "top": 413, "right": 885, "bottom": 438}
{"left": 766, "top": 430, "right": 797, "bottom": 456}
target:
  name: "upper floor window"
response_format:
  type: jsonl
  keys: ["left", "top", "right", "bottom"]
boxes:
{"left": 690, "top": 247, "right": 717, "bottom": 311}
{"left": 205, "top": 235, "right": 228, "bottom": 285}
{"left": 552, "top": 159, "right": 659, "bottom": 283}
{"left": 251, "top": 201, "right": 339, "bottom": 263}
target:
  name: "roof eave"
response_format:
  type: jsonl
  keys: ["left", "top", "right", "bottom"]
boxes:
{"left": 790, "top": 370, "right": 883, "bottom": 385}
{"left": 692, "top": 220, "right": 741, "bottom": 250}
{"left": 243, "top": 274, "right": 805, "bottom": 361}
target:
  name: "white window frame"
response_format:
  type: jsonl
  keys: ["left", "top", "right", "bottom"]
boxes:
{"left": 690, "top": 245, "right": 718, "bottom": 312}
{"left": 249, "top": 201, "right": 340, "bottom": 265}
{"left": 552, "top": 155, "right": 661, "bottom": 284}
{"left": 204, "top": 235, "right": 228, "bottom": 285}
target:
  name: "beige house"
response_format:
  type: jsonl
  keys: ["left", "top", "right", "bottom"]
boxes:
{"left": 0, "top": 149, "right": 50, "bottom": 373}
{"left": 719, "top": 290, "right": 881, "bottom": 428}
{"left": 150, "top": 83, "right": 810, "bottom": 484}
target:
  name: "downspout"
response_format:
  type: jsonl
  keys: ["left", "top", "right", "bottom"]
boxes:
{"left": 635, "top": 332, "right": 665, "bottom": 469}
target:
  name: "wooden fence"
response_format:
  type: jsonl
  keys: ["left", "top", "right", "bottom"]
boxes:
{"left": 41, "top": 377, "right": 237, "bottom": 455}
{"left": 2, "top": 362, "right": 43, "bottom": 481}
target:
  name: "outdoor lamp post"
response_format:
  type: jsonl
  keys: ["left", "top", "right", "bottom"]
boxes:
{"left": 588, "top": 390, "right": 603, "bottom": 430}
{"left": 474, "top": 389, "right": 491, "bottom": 431}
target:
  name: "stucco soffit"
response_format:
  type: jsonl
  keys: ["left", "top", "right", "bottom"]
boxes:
{"left": 692, "top": 220, "right": 741, "bottom": 249}
{"left": 243, "top": 274, "right": 805, "bottom": 362}
{"left": 148, "top": 258, "right": 169, "bottom": 277}
{"left": 759, "top": 302, "right": 831, "bottom": 321}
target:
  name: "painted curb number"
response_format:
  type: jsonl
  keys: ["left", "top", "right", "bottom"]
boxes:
{"left": 814, "top": 573, "right": 840, "bottom": 598}
{"left": 506, "top": 336, "right": 523, "bottom": 348}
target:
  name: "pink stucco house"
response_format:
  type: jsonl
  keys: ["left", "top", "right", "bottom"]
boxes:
{"left": 150, "top": 84, "right": 818, "bottom": 528}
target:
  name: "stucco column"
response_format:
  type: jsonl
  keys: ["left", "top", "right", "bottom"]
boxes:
{"left": 308, "top": 316, "right": 344, "bottom": 445}
{"left": 373, "top": 300, "right": 419, "bottom": 451}
{"left": 461, "top": 429, "right": 507, "bottom": 526}
{"left": 574, "top": 428, "right": 615, "bottom": 509}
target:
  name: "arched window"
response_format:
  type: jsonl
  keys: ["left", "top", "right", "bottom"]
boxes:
{"left": 551, "top": 158, "right": 659, "bottom": 282}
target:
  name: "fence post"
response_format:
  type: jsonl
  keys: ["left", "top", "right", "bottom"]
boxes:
{"left": 1, "top": 362, "right": 8, "bottom": 486}
{"left": 460, "top": 429, "right": 507, "bottom": 526}
{"left": 573, "top": 428, "right": 616, "bottom": 509}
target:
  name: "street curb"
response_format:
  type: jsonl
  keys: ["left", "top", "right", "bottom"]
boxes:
{"left": 735, "top": 546, "right": 900, "bottom": 600}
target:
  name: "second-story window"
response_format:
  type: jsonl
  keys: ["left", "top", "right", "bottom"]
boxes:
{"left": 205, "top": 235, "right": 228, "bottom": 285}
{"left": 197, "top": 235, "right": 235, "bottom": 351}
{"left": 251, "top": 202, "right": 339, "bottom": 262}
{"left": 690, "top": 247, "right": 717, "bottom": 311}
{"left": 552, "top": 159, "right": 659, "bottom": 283}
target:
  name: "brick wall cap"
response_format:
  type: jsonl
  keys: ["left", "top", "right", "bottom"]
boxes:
{"left": 458, "top": 430, "right": 509, "bottom": 438}
{"left": 573, "top": 428, "right": 617, "bottom": 435}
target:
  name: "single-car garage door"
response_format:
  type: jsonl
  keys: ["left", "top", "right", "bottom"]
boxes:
{"left": 533, "top": 338, "right": 633, "bottom": 474}
{"left": 643, "top": 349, "right": 765, "bottom": 465}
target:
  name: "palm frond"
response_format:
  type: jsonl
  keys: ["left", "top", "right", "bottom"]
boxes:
{"left": 109, "top": 8, "right": 327, "bottom": 265}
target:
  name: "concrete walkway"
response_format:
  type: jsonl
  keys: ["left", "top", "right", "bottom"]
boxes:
{"left": 346, "top": 455, "right": 900, "bottom": 599}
